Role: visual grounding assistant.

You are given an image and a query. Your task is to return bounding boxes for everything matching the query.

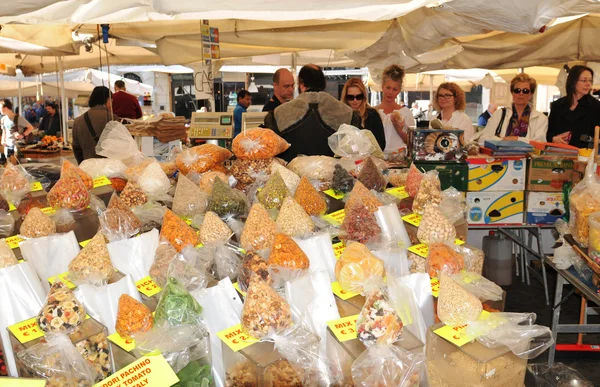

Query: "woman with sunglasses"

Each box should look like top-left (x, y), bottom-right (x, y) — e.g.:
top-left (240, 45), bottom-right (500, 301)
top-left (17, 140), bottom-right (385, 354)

top-left (340, 78), bottom-right (386, 150)
top-left (478, 74), bottom-right (547, 143)
top-left (547, 65), bottom-right (600, 147)
top-left (375, 65), bottom-right (415, 153)
top-left (431, 82), bottom-right (475, 140)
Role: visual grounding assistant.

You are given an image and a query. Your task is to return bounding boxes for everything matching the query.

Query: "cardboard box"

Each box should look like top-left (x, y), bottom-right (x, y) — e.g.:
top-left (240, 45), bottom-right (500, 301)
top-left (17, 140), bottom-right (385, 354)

top-left (467, 157), bottom-right (526, 191)
top-left (526, 192), bottom-right (565, 225)
top-left (572, 160), bottom-right (587, 186)
top-left (527, 156), bottom-right (575, 191)
top-left (413, 162), bottom-right (468, 191)
top-left (466, 191), bottom-right (524, 225)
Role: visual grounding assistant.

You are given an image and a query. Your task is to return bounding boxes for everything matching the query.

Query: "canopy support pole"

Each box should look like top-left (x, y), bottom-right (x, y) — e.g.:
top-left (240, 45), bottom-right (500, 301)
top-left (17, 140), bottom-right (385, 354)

top-left (429, 74), bottom-right (434, 118)
top-left (17, 82), bottom-right (22, 116)
top-left (58, 56), bottom-right (68, 144)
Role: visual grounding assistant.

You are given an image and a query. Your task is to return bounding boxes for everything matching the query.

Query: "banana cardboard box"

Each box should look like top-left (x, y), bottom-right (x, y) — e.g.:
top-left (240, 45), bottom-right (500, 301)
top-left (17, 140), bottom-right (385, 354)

top-left (467, 157), bottom-right (526, 191)
top-left (466, 191), bottom-right (525, 225)
top-left (526, 192), bottom-right (565, 224)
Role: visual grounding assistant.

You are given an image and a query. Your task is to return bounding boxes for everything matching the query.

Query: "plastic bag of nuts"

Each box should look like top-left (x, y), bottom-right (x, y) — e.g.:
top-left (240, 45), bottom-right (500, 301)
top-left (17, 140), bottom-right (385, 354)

top-left (47, 169), bottom-right (91, 212)
top-left (175, 144), bottom-right (232, 175)
top-left (257, 171), bottom-right (290, 210)
top-left (240, 203), bottom-right (277, 252)
top-left (0, 238), bottom-right (18, 268)
top-left (199, 211), bottom-right (233, 245)
top-left (268, 233), bottom-right (310, 270)
top-left (160, 209), bottom-right (200, 252)
top-left (0, 163), bottom-right (31, 207)
top-left (417, 204), bottom-right (456, 245)
top-left (232, 128), bottom-right (290, 159)
top-left (68, 232), bottom-right (115, 285)
top-left (437, 272), bottom-right (483, 327)
top-left (119, 180), bottom-right (148, 208)
top-left (61, 159), bottom-right (93, 191)
top-left (115, 294), bottom-right (153, 339)
top-left (276, 197), bottom-right (314, 237)
top-left (149, 240), bottom-right (179, 287)
top-left (99, 194), bottom-right (142, 241)
top-left (239, 251), bottom-right (271, 292)
top-left (20, 207), bottom-right (56, 238)
top-left (230, 158), bottom-right (273, 188)
top-left (172, 174), bottom-right (208, 218)
top-left (412, 170), bottom-right (442, 215)
top-left (293, 176), bottom-right (327, 216)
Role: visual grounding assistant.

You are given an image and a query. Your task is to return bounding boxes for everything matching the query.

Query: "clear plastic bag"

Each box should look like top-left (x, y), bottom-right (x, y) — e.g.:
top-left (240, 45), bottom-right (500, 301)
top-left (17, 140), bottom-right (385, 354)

top-left (341, 196), bottom-right (382, 244)
top-left (207, 177), bottom-right (249, 219)
top-left (440, 187), bottom-right (467, 224)
top-left (374, 203), bottom-right (411, 248)
top-left (387, 274), bottom-right (430, 347)
top-left (37, 281), bottom-right (86, 334)
top-left (0, 238), bottom-right (17, 268)
top-left (107, 228), bottom-right (160, 283)
top-left (458, 243), bottom-right (485, 276)
top-left (199, 170), bottom-right (228, 194)
top-left (276, 196), bottom-right (314, 237)
top-left (351, 345), bottom-right (423, 387)
top-left (209, 242), bottom-right (244, 281)
top-left (328, 124), bottom-right (375, 159)
top-left (450, 271), bottom-right (503, 302)
top-left (0, 209), bottom-right (14, 237)
top-left (68, 232), bottom-right (115, 285)
top-left (345, 181), bottom-right (383, 214)
top-left (136, 160), bottom-right (172, 202)
top-left (131, 201), bottom-right (166, 229)
top-left (335, 242), bottom-right (385, 294)
top-left (172, 174), bottom-right (208, 218)
top-left (361, 129), bottom-right (385, 159)
top-left (47, 169), bottom-right (91, 212)
top-left (405, 164), bottom-right (424, 198)
top-left (331, 163), bottom-right (355, 195)
top-left (232, 128), bottom-right (290, 159)
top-left (569, 157), bottom-right (600, 246)
top-left (79, 158), bottom-right (127, 179)
top-left (16, 332), bottom-right (99, 385)
top-left (167, 246), bottom-right (211, 291)
top-left (240, 202), bottom-right (277, 252)
top-left (60, 158), bottom-right (93, 191)
top-left (412, 170), bottom-right (442, 214)
top-left (357, 156), bottom-right (387, 192)
top-left (149, 240), bottom-right (179, 288)
top-left (528, 363), bottom-right (593, 387)
top-left (51, 208), bottom-right (75, 231)
top-left (257, 171), bottom-right (290, 210)
top-left (293, 232), bottom-right (337, 282)
top-left (160, 209), bottom-right (200, 252)
top-left (119, 180), bottom-right (148, 207)
top-left (553, 245), bottom-right (593, 280)
top-left (100, 192), bottom-right (142, 241)
top-left (95, 121), bottom-right (143, 161)
top-left (198, 211), bottom-right (233, 245)
top-left (271, 161), bottom-right (301, 194)
top-left (437, 272), bottom-right (483, 327)
top-left (293, 176), bottom-right (327, 216)
top-left (466, 312), bottom-right (554, 359)
top-left (268, 233), bottom-right (310, 271)
top-left (426, 242), bottom-right (465, 278)
top-left (175, 144), bottom-right (232, 175)
top-left (115, 293), bottom-right (153, 339)
top-left (0, 163), bottom-right (31, 207)
top-left (417, 203), bottom-right (456, 245)
top-left (357, 287), bottom-right (403, 346)
top-left (287, 155), bottom-right (338, 191)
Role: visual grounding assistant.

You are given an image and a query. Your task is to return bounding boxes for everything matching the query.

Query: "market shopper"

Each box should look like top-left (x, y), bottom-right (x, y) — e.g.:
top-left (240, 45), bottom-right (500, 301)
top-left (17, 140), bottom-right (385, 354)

top-left (478, 74), bottom-right (548, 144)
top-left (0, 99), bottom-right (34, 164)
top-left (38, 102), bottom-right (61, 136)
top-left (375, 65), bottom-right (415, 153)
top-left (264, 64), bottom-right (360, 161)
top-left (478, 103), bottom-right (498, 127)
top-left (340, 78), bottom-right (386, 150)
top-left (72, 86), bottom-right (116, 164)
top-left (547, 65), bottom-right (600, 147)
top-left (431, 82), bottom-right (475, 141)
top-left (262, 68), bottom-right (295, 112)
top-left (233, 90), bottom-right (252, 137)
top-left (112, 80), bottom-right (142, 120)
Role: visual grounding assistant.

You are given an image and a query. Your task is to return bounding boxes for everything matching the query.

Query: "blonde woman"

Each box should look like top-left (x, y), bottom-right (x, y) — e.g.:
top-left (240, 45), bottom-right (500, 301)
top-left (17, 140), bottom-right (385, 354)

top-left (341, 78), bottom-right (385, 150)
top-left (375, 65), bottom-right (415, 153)
top-left (431, 82), bottom-right (475, 141)
top-left (479, 74), bottom-right (547, 144)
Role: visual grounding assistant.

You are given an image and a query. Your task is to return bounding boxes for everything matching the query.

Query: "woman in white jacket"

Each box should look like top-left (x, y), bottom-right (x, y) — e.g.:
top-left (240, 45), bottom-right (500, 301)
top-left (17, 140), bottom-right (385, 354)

top-left (478, 73), bottom-right (548, 144)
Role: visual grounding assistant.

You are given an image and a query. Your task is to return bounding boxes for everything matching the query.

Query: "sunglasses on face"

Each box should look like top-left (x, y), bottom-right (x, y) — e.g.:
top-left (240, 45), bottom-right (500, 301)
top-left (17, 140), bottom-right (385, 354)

top-left (346, 94), bottom-right (364, 101)
top-left (512, 88), bottom-right (531, 94)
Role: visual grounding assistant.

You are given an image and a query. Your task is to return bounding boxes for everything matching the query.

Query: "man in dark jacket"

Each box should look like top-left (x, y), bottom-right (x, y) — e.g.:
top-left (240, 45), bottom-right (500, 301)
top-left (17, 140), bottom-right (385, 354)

top-left (263, 64), bottom-right (360, 161)
top-left (39, 102), bottom-right (61, 136)
top-left (262, 68), bottom-right (295, 112)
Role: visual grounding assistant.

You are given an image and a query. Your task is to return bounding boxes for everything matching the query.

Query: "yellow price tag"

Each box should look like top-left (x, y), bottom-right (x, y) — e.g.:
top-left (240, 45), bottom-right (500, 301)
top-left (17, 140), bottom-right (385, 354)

top-left (93, 176), bottom-right (112, 189)
top-left (408, 244), bottom-right (429, 258)
top-left (40, 206), bottom-right (56, 216)
top-left (232, 282), bottom-right (246, 298)
top-left (135, 276), bottom-right (162, 298)
top-left (93, 354), bottom-right (179, 387)
top-left (433, 311), bottom-right (492, 347)
top-left (323, 189), bottom-right (345, 200)
top-left (217, 323), bottom-right (259, 352)
top-left (181, 217), bottom-right (192, 226)
top-left (385, 186), bottom-right (409, 200)
top-left (430, 277), bottom-right (440, 297)
top-left (79, 239), bottom-right (91, 248)
top-left (402, 213), bottom-right (422, 227)
top-left (30, 182), bottom-right (43, 192)
top-left (5, 235), bottom-right (23, 249)
top-left (332, 242), bottom-right (346, 260)
top-left (8, 317), bottom-right (44, 344)
top-left (0, 378), bottom-right (46, 386)
top-left (8, 202), bottom-right (16, 211)
top-left (108, 332), bottom-right (136, 352)
top-left (321, 209), bottom-right (346, 226)
top-left (331, 281), bottom-right (359, 300)
top-left (327, 314), bottom-right (359, 342)
top-left (48, 272), bottom-right (76, 290)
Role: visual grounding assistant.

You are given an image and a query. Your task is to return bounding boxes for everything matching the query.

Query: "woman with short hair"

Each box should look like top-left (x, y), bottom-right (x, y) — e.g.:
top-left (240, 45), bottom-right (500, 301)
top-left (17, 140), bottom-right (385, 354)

top-left (72, 86), bottom-right (115, 163)
top-left (478, 74), bottom-right (548, 143)
top-left (431, 82), bottom-right (475, 141)
top-left (1, 99), bottom-right (34, 164)
top-left (341, 78), bottom-right (385, 150)
top-left (547, 65), bottom-right (600, 147)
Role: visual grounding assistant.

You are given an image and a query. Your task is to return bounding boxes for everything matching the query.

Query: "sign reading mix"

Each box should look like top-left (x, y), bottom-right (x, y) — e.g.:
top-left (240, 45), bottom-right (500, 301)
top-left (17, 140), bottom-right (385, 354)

top-left (94, 354), bottom-right (179, 387)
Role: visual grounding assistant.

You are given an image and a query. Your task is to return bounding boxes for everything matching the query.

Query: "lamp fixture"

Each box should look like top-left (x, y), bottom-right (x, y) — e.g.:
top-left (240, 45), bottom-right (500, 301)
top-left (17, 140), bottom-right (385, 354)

top-left (176, 86), bottom-right (185, 95)
top-left (248, 76), bottom-right (258, 93)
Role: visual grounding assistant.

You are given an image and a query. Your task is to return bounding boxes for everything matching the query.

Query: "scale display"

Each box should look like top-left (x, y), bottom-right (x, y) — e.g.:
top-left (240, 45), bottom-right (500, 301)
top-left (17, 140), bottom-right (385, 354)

top-left (189, 112), bottom-right (234, 139)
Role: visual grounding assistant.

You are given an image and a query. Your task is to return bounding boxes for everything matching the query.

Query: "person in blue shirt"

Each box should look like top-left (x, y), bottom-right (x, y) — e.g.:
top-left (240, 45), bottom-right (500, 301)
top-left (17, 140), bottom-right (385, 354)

top-left (233, 89), bottom-right (252, 137)
top-left (478, 103), bottom-right (497, 127)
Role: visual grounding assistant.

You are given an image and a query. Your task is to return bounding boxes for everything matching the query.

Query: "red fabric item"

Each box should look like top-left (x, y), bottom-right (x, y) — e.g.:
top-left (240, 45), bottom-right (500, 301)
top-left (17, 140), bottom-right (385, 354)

top-left (112, 91), bottom-right (143, 119)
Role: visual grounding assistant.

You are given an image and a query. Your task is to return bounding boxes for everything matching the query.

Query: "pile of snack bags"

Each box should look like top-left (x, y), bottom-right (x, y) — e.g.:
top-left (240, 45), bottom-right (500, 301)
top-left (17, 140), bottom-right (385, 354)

top-left (0, 123), bottom-right (562, 386)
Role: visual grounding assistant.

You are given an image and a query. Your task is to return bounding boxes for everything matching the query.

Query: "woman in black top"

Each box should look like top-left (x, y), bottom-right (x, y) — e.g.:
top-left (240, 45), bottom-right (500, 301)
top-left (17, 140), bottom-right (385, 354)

top-left (547, 65), bottom-right (600, 148)
top-left (341, 78), bottom-right (386, 150)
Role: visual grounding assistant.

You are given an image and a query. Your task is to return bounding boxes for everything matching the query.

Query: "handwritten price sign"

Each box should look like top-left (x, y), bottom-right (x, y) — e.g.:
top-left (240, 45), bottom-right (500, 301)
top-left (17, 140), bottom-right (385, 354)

top-left (5, 235), bottom-right (23, 249)
top-left (434, 311), bottom-right (492, 347)
top-left (30, 182), bottom-right (43, 192)
top-left (430, 277), bottom-right (440, 297)
top-left (93, 176), bottom-right (112, 189)
top-left (331, 281), bottom-right (359, 300)
top-left (322, 209), bottom-right (346, 226)
top-left (8, 317), bottom-right (44, 344)
top-left (327, 314), bottom-right (359, 342)
top-left (323, 189), bottom-right (345, 200)
top-left (402, 213), bottom-right (422, 227)
top-left (217, 324), bottom-right (259, 352)
top-left (108, 332), bottom-right (136, 352)
top-left (332, 242), bottom-right (346, 260)
top-left (135, 276), bottom-right (162, 298)
top-left (385, 186), bottom-right (409, 200)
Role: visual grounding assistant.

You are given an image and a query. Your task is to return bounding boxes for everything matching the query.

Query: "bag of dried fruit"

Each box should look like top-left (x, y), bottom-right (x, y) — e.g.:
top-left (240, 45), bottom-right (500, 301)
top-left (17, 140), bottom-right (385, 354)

top-left (412, 170), bottom-right (442, 214)
top-left (0, 163), bottom-right (32, 207)
top-left (160, 209), bottom-right (200, 252)
top-left (341, 195), bottom-right (382, 244)
top-left (207, 177), bottom-right (249, 219)
top-left (176, 143), bottom-right (232, 175)
top-left (37, 281), bottom-right (87, 334)
top-left (437, 272), bottom-right (483, 327)
top-left (351, 345), bottom-right (424, 387)
top-left (570, 156), bottom-right (600, 246)
top-left (426, 242), bottom-right (465, 278)
top-left (232, 128), bottom-right (290, 159)
top-left (331, 164), bottom-right (356, 195)
top-left (47, 169), bottom-right (91, 212)
top-left (293, 176), bottom-right (328, 217)
top-left (335, 242), bottom-right (385, 294)
top-left (99, 193), bottom-right (142, 241)
top-left (405, 164), bottom-right (424, 198)
top-left (417, 203), bottom-right (456, 245)
top-left (68, 232), bottom-right (115, 285)
top-left (17, 332), bottom-right (100, 385)
top-left (357, 156), bottom-right (387, 192)
top-left (357, 284), bottom-right (404, 346)
top-left (115, 294), bottom-right (153, 339)
top-left (60, 158), bottom-right (93, 191)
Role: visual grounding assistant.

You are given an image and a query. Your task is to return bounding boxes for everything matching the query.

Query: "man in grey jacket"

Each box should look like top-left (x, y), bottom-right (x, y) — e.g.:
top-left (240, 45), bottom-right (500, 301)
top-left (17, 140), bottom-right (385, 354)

top-left (72, 86), bottom-right (116, 164)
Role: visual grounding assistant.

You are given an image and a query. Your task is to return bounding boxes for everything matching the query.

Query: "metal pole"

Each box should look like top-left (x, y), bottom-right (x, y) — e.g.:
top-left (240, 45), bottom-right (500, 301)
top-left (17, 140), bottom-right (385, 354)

top-left (429, 74), bottom-right (434, 118)
top-left (57, 57), bottom-right (68, 144)
top-left (17, 81), bottom-right (22, 115)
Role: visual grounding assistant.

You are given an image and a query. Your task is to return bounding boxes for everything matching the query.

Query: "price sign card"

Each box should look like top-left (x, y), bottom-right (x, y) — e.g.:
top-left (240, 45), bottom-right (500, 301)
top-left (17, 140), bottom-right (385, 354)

top-left (402, 213), bottom-right (422, 227)
top-left (331, 281), bottom-right (359, 300)
top-left (93, 354), bottom-right (179, 387)
top-left (332, 241), bottom-right (346, 260)
top-left (323, 189), bottom-right (344, 200)
top-left (136, 276), bottom-right (162, 298)
top-left (93, 176), bottom-right (112, 189)
top-left (217, 324), bottom-right (259, 352)
top-left (327, 314), bottom-right (359, 342)
top-left (322, 209), bottom-right (346, 226)
top-left (385, 186), bottom-right (409, 200)
top-left (433, 311), bottom-right (492, 347)
top-left (108, 332), bottom-right (137, 352)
